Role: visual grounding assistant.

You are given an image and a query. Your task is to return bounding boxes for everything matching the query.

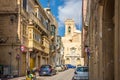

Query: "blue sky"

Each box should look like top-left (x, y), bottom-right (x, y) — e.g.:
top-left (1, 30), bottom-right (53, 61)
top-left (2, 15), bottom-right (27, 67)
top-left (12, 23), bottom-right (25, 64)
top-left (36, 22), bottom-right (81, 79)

top-left (39, 0), bottom-right (82, 36)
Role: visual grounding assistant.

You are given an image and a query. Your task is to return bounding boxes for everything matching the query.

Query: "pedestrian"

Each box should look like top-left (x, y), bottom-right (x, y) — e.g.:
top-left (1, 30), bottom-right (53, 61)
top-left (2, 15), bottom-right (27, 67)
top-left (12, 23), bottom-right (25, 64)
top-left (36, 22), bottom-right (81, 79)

top-left (26, 70), bottom-right (34, 80)
top-left (31, 68), bottom-right (37, 80)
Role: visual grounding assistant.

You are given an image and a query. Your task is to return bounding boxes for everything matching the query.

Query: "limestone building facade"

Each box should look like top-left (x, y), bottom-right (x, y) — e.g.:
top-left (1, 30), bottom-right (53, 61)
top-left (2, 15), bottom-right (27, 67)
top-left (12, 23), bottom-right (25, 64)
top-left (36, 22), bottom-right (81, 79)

top-left (44, 8), bottom-right (58, 67)
top-left (82, 0), bottom-right (120, 80)
top-left (62, 19), bottom-right (84, 66)
top-left (0, 0), bottom-right (58, 77)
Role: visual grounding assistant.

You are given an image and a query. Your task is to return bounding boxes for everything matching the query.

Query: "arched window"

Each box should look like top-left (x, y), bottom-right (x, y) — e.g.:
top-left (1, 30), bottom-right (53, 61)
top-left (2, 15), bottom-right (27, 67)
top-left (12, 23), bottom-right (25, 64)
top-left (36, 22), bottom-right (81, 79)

top-left (68, 26), bottom-right (71, 33)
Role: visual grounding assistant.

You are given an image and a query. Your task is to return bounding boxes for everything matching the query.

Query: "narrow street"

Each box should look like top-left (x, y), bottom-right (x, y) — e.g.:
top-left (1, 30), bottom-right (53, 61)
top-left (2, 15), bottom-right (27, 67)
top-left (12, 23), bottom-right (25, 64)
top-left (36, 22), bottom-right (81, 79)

top-left (7, 69), bottom-right (75, 80)
top-left (1, 0), bottom-right (119, 80)
top-left (39, 69), bottom-right (75, 80)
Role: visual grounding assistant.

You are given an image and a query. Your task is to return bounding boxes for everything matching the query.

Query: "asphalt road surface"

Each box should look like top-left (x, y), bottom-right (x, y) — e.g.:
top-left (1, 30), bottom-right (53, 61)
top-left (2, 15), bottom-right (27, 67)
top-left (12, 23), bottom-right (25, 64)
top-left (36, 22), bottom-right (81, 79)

top-left (39, 69), bottom-right (75, 80)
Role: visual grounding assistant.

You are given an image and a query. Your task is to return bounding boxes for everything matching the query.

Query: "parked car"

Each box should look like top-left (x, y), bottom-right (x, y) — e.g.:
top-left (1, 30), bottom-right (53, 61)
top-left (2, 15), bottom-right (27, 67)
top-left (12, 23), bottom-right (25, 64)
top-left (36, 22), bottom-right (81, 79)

top-left (55, 65), bottom-right (63, 72)
top-left (61, 65), bottom-right (66, 71)
top-left (39, 64), bottom-right (56, 76)
top-left (72, 66), bottom-right (88, 80)
top-left (63, 64), bottom-right (68, 70)
top-left (66, 64), bottom-right (76, 69)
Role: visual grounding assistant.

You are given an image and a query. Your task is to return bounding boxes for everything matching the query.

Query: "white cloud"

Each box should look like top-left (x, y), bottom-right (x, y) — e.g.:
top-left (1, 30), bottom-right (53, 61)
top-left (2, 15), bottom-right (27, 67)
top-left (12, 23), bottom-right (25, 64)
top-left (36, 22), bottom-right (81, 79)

top-left (58, 0), bottom-right (82, 29)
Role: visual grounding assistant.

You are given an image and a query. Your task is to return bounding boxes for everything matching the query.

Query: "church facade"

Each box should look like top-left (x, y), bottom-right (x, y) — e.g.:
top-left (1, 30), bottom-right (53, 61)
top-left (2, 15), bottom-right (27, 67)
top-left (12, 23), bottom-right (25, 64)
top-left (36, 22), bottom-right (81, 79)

top-left (62, 19), bottom-right (84, 66)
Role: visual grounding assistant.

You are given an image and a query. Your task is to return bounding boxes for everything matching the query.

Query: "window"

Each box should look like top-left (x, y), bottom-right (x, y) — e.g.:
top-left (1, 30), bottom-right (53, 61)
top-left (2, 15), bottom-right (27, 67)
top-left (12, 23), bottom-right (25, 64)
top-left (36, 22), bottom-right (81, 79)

top-left (23, 24), bottom-right (27, 36)
top-left (33, 31), bottom-right (41, 42)
top-left (38, 11), bottom-right (43, 21)
top-left (68, 26), bottom-right (71, 33)
top-left (23, 0), bottom-right (27, 10)
top-left (76, 67), bottom-right (88, 72)
top-left (51, 25), bottom-right (55, 36)
top-left (70, 47), bottom-right (76, 54)
top-left (66, 58), bottom-right (69, 60)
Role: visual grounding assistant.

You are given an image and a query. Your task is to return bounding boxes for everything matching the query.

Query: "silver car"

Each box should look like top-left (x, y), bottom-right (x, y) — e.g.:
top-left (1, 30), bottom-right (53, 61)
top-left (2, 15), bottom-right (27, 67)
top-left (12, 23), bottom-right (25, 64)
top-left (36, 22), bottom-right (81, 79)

top-left (73, 66), bottom-right (88, 80)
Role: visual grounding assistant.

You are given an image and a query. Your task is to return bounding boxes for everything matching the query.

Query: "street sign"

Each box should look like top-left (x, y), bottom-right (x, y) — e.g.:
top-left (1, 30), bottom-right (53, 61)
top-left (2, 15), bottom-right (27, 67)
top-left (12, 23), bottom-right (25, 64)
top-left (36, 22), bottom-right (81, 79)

top-left (20, 45), bottom-right (25, 52)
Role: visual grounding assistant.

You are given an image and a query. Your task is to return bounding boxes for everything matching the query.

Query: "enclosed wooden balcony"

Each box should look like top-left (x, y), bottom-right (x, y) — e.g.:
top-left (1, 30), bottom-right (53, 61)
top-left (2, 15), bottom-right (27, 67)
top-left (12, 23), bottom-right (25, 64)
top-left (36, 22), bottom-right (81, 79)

top-left (50, 45), bottom-right (55, 53)
top-left (28, 26), bottom-right (42, 51)
top-left (41, 36), bottom-right (50, 54)
top-left (28, 39), bottom-right (41, 51)
top-left (29, 13), bottom-right (49, 35)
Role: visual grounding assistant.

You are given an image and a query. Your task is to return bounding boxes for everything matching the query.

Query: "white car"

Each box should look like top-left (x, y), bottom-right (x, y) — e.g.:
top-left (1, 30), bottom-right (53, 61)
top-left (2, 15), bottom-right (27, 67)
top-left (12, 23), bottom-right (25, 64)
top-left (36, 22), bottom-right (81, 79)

top-left (73, 66), bottom-right (88, 80)
top-left (55, 65), bottom-right (63, 72)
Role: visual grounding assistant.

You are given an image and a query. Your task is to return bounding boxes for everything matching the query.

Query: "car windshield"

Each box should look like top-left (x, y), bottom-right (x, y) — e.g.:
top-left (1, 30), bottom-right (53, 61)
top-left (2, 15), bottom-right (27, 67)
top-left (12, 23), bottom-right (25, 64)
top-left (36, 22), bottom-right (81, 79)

top-left (76, 67), bottom-right (88, 72)
top-left (56, 65), bottom-right (60, 67)
top-left (41, 65), bottom-right (51, 68)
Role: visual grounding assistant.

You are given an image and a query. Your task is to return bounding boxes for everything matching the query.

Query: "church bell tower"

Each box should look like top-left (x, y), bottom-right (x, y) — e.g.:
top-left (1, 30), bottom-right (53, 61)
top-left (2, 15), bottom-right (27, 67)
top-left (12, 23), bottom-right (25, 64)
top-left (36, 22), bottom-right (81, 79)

top-left (65, 19), bottom-right (76, 37)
